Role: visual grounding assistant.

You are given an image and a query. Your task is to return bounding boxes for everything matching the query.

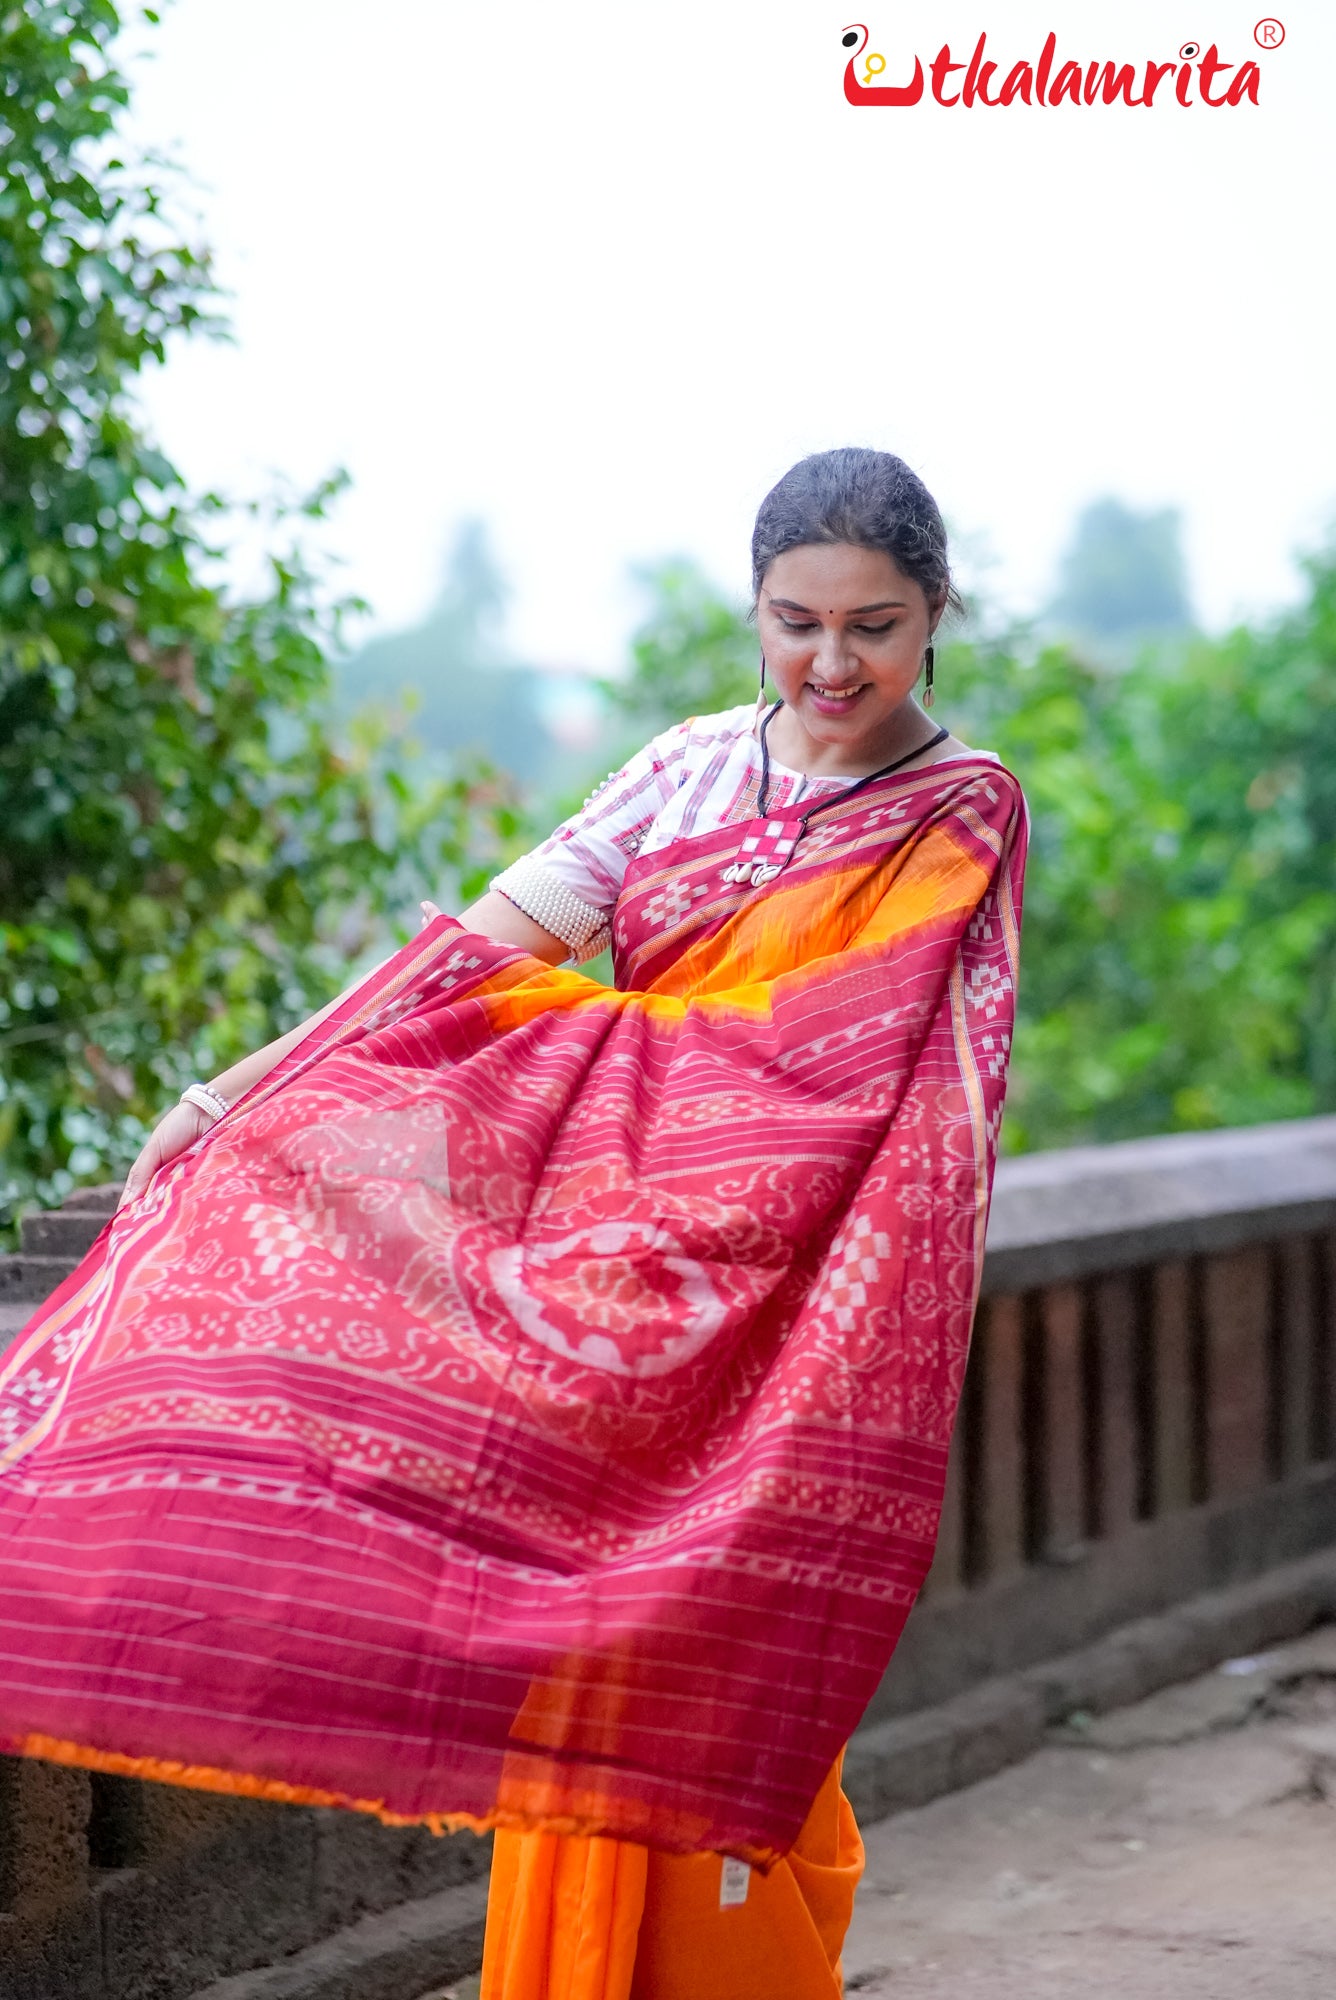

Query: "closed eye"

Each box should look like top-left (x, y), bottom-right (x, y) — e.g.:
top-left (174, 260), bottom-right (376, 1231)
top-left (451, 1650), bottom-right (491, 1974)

top-left (775, 615), bottom-right (899, 636)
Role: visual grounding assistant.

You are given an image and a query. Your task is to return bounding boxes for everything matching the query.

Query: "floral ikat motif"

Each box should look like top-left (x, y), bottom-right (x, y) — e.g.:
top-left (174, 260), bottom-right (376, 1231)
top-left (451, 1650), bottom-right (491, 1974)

top-left (0, 755), bottom-right (1025, 1864)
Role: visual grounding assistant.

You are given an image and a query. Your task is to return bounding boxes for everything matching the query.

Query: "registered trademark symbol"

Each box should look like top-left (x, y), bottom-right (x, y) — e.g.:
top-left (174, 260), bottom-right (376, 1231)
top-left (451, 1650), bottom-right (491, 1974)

top-left (1254, 16), bottom-right (1285, 46)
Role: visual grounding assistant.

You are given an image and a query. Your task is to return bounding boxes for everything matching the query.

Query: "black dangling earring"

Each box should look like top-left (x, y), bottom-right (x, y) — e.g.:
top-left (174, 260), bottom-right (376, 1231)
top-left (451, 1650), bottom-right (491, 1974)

top-left (922, 643), bottom-right (936, 710)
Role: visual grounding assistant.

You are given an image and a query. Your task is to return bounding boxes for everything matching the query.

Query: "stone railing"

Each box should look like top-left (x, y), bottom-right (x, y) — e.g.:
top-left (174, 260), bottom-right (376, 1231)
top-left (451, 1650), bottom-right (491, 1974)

top-left (873, 1115), bottom-right (1336, 1723)
top-left (3, 1116), bottom-right (1336, 1997)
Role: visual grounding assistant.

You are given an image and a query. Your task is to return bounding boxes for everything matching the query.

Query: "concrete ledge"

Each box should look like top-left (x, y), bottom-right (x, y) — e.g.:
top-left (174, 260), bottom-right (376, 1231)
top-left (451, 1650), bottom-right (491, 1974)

top-left (1023, 1548), bottom-right (1336, 1722)
top-left (845, 1680), bottom-right (1047, 1824)
top-left (845, 1544), bottom-right (1336, 1828)
top-left (983, 1114), bottom-right (1336, 1291)
top-left (185, 1875), bottom-right (489, 2000)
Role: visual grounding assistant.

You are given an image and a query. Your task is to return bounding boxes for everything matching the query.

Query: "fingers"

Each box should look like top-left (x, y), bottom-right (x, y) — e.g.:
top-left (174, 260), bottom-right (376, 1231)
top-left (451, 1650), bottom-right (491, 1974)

top-left (116, 1103), bottom-right (209, 1211)
top-left (420, 900), bottom-right (442, 930)
top-left (118, 1153), bottom-right (152, 1209)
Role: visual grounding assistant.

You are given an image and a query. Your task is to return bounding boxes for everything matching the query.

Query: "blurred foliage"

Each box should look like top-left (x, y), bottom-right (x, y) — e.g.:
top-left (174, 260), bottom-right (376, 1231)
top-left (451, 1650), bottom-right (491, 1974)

top-left (0, 0), bottom-right (518, 1231)
top-left (1048, 497), bottom-right (1193, 643)
top-left (602, 558), bottom-right (759, 733)
top-left (613, 554), bottom-right (1336, 1151)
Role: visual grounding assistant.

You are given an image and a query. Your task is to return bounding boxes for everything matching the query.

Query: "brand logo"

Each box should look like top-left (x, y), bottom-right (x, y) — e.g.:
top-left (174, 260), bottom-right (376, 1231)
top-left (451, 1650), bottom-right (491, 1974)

top-left (840, 21), bottom-right (1277, 108)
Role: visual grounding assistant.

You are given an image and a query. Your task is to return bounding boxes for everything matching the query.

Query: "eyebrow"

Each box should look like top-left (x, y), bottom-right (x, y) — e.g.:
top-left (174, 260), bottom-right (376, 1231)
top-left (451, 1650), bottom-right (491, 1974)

top-left (767, 597), bottom-right (910, 614)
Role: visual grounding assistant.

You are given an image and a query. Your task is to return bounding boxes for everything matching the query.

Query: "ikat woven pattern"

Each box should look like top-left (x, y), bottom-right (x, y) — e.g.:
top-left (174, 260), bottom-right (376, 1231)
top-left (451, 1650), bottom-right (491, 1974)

top-left (0, 758), bottom-right (1025, 1861)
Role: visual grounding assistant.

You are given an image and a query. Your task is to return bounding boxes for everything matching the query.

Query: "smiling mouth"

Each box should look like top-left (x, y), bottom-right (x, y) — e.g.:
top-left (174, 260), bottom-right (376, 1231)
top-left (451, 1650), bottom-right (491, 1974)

top-left (807, 682), bottom-right (865, 704)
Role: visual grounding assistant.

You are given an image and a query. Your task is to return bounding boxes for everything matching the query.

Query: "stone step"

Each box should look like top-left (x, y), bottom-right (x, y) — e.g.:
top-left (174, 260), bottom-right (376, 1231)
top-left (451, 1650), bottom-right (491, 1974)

top-left (2, 1185), bottom-right (123, 1349)
top-left (20, 1206), bottom-right (114, 1259)
top-left (1, 1299), bottom-right (37, 1352)
top-left (0, 1261), bottom-right (77, 1352)
top-left (63, 1180), bottom-right (124, 1212)
top-left (0, 1253), bottom-right (80, 1305)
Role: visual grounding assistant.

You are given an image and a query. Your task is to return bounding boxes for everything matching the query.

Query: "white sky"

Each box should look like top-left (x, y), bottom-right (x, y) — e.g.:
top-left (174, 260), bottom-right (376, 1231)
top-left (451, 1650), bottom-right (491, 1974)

top-left (126, 1), bottom-right (1335, 671)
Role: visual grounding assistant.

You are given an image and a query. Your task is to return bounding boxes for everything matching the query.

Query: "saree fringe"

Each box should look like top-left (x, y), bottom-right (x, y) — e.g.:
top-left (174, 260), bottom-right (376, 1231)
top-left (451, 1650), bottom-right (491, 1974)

top-left (14, 1733), bottom-right (742, 1848)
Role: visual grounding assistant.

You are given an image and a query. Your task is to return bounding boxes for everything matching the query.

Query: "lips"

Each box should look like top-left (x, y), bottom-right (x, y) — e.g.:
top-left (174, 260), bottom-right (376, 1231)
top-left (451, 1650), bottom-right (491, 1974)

top-left (806, 682), bottom-right (866, 716)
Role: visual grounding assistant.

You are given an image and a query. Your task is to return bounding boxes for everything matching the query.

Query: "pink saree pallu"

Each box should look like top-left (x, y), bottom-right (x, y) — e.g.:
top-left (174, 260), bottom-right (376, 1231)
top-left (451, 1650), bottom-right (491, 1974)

top-left (0, 758), bottom-right (1025, 1863)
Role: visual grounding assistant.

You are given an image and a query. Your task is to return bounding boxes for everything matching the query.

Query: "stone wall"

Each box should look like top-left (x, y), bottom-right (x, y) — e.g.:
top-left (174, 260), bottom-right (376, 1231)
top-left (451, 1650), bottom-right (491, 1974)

top-left (2, 1116), bottom-right (1335, 1996)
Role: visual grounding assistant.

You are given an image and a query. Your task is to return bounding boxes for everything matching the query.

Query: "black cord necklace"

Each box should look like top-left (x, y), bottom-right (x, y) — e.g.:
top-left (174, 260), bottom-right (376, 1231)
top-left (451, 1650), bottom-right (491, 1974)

top-left (756, 700), bottom-right (950, 825)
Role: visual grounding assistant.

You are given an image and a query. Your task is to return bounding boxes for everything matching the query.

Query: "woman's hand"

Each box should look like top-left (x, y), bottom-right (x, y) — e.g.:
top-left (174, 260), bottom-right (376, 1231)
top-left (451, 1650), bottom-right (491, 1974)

top-left (112, 902), bottom-right (450, 1214)
top-left (118, 1101), bottom-right (215, 1211)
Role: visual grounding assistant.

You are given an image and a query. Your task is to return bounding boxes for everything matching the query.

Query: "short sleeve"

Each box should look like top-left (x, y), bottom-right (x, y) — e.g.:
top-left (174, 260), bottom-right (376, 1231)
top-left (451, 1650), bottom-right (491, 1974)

top-left (490, 719), bottom-right (695, 961)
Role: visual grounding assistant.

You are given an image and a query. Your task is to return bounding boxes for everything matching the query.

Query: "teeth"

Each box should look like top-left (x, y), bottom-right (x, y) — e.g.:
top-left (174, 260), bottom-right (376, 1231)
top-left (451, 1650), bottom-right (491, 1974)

top-left (811, 685), bottom-right (859, 700)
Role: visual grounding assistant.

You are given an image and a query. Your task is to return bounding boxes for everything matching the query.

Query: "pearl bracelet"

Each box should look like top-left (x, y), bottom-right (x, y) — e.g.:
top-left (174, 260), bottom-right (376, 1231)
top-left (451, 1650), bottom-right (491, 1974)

top-left (179, 1082), bottom-right (230, 1124)
top-left (489, 859), bottom-right (611, 962)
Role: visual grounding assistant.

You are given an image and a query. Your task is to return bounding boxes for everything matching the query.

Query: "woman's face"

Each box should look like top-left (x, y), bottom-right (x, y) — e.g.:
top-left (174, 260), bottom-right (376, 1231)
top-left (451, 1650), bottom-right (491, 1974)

top-left (756, 543), bottom-right (938, 757)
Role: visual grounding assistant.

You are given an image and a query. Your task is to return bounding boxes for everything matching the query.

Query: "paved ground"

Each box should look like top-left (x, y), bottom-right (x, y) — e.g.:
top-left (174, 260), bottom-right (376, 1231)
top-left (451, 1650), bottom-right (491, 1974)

top-left (423, 1628), bottom-right (1336, 1999)
top-left (842, 1626), bottom-right (1336, 1997)
top-left (425, 1970), bottom-right (482, 1997)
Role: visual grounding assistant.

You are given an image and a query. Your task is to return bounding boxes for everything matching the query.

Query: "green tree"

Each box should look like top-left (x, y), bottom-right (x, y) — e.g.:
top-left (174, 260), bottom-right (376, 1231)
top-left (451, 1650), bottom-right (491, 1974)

top-left (0, 1), bottom-right (516, 1233)
top-left (605, 558), bottom-right (758, 734)
top-left (946, 559), bottom-right (1336, 1145)
top-left (337, 519), bottom-right (558, 786)
top-left (1048, 497), bottom-right (1194, 642)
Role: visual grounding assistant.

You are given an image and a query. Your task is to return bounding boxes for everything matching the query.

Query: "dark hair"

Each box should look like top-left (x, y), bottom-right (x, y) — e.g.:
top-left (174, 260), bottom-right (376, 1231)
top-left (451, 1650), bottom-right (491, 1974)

top-left (751, 447), bottom-right (963, 619)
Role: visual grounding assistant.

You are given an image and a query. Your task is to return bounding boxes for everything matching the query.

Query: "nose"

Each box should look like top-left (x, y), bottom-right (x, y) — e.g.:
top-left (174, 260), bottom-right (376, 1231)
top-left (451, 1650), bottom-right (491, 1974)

top-left (810, 626), bottom-right (858, 684)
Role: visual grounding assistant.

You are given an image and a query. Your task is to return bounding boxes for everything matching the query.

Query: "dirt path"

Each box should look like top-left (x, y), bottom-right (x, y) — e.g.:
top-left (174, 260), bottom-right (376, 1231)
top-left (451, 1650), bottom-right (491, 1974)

top-left (842, 1627), bottom-right (1336, 1997)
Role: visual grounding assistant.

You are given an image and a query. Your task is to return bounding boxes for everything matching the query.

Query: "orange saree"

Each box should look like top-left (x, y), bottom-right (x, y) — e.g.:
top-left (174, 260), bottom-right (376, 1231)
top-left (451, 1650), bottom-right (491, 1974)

top-left (483, 1755), bottom-right (863, 2000)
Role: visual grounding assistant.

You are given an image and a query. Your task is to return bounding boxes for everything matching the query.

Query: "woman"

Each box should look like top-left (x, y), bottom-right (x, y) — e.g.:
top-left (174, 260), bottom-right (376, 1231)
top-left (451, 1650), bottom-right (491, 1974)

top-left (0, 449), bottom-right (1025, 1998)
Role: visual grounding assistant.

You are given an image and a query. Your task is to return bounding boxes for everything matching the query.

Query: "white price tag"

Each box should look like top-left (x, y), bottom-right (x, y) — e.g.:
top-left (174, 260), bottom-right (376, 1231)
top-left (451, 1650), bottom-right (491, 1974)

top-left (719, 1856), bottom-right (751, 1908)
